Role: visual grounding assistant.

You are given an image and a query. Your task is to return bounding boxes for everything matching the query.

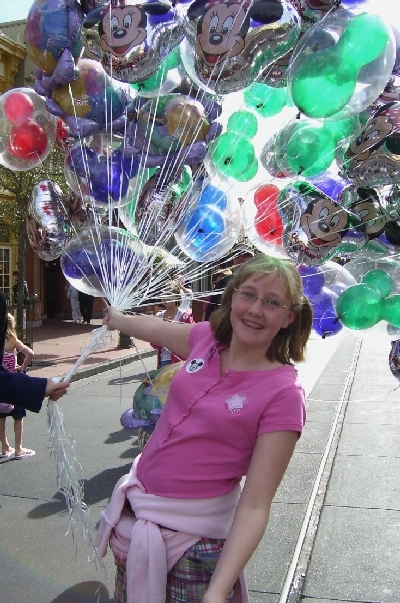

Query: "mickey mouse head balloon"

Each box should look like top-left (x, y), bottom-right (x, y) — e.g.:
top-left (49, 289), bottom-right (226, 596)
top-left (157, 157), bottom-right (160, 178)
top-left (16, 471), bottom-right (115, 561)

top-left (339, 102), bottom-right (400, 187)
top-left (278, 181), bottom-right (361, 266)
top-left (183, 0), bottom-right (301, 94)
top-left (82, 0), bottom-right (185, 83)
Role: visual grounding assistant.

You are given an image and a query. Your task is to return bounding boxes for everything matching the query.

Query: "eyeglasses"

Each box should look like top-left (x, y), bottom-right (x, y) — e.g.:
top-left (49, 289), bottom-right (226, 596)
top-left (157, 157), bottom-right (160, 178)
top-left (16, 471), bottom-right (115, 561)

top-left (234, 288), bottom-right (289, 312)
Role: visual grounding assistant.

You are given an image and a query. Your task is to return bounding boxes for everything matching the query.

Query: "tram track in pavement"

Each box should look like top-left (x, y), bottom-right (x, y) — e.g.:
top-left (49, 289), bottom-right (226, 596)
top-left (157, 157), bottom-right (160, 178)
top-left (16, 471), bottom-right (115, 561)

top-left (279, 338), bottom-right (363, 603)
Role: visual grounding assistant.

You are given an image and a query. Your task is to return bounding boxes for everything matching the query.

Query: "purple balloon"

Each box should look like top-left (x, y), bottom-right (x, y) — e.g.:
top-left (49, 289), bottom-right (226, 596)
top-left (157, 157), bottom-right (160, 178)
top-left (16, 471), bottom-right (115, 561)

top-left (311, 287), bottom-right (343, 338)
top-left (298, 264), bottom-right (325, 297)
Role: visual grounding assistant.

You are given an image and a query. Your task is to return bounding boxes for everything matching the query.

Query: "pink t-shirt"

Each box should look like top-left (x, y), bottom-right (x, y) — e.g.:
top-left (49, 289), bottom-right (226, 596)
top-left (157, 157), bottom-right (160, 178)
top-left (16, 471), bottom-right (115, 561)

top-left (137, 322), bottom-right (306, 498)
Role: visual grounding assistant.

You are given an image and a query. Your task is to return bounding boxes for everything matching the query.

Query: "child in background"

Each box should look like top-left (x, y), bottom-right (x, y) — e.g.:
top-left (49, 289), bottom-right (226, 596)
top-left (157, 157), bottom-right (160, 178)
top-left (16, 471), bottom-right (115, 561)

top-left (0, 314), bottom-right (35, 459)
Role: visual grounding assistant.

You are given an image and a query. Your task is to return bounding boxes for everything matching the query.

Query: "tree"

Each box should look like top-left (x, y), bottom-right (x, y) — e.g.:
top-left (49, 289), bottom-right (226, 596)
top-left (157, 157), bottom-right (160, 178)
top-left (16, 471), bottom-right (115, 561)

top-left (0, 147), bottom-right (67, 337)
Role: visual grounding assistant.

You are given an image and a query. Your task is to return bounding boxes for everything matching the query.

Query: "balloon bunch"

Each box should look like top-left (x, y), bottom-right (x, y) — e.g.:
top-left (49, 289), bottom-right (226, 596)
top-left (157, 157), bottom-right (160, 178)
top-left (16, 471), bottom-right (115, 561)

top-left (1, 0), bottom-right (399, 344)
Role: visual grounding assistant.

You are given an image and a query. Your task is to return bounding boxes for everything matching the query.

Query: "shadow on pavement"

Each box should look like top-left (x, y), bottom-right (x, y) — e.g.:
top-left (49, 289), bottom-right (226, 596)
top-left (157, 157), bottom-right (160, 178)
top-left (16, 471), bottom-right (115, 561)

top-left (49, 581), bottom-right (112, 603)
top-left (104, 429), bottom-right (133, 444)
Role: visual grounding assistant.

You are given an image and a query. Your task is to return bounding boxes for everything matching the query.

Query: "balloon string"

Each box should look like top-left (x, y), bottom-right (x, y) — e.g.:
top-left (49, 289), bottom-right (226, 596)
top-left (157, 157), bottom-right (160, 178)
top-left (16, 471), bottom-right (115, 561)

top-left (46, 324), bottom-right (113, 565)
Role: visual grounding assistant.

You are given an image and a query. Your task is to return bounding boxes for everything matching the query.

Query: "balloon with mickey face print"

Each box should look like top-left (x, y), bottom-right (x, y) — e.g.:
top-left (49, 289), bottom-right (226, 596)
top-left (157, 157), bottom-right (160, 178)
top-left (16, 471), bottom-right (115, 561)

top-left (339, 102), bottom-right (400, 187)
top-left (278, 181), bottom-right (361, 266)
top-left (183, 0), bottom-right (301, 94)
top-left (82, 0), bottom-right (186, 83)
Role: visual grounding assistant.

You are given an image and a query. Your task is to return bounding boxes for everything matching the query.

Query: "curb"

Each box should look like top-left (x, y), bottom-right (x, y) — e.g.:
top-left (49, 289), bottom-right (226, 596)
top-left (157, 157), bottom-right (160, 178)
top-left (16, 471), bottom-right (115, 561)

top-left (28, 348), bottom-right (157, 383)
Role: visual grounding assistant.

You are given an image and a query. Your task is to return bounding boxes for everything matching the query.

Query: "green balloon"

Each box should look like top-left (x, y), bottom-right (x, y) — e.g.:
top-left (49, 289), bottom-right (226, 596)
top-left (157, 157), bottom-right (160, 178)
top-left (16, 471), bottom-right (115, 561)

top-left (340, 13), bottom-right (390, 69)
top-left (278, 122), bottom-right (335, 177)
top-left (234, 159), bottom-right (258, 182)
top-left (361, 270), bottom-right (393, 298)
top-left (381, 295), bottom-right (400, 327)
top-left (166, 46), bottom-right (180, 70)
top-left (336, 283), bottom-right (381, 330)
top-left (130, 62), bottom-right (168, 93)
top-left (323, 116), bottom-right (358, 142)
top-left (290, 13), bottom-right (390, 119)
top-left (228, 110), bottom-right (258, 139)
top-left (244, 83), bottom-right (287, 118)
top-left (170, 165), bottom-right (192, 198)
top-left (210, 132), bottom-right (255, 179)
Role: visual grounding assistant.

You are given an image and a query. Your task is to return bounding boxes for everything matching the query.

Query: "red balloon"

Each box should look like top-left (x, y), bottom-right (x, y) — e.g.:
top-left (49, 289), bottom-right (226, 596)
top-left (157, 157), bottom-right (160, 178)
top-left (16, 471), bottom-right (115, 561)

top-left (8, 119), bottom-right (48, 160)
top-left (4, 92), bottom-right (34, 125)
top-left (254, 184), bottom-right (280, 209)
top-left (254, 185), bottom-right (283, 242)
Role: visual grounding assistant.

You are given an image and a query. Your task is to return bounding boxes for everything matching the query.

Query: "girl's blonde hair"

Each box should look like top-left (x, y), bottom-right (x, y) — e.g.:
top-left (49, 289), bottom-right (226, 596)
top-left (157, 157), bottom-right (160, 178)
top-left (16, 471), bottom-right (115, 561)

top-left (209, 255), bottom-right (313, 364)
top-left (6, 313), bottom-right (17, 341)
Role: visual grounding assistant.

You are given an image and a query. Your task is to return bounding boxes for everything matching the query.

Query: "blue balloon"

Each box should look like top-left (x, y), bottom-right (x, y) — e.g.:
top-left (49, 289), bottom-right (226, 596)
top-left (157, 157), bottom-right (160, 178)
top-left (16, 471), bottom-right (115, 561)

top-left (310, 176), bottom-right (348, 203)
top-left (62, 248), bottom-right (97, 278)
top-left (183, 204), bottom-right (225, 254)
top-left (66, 146), bottom-right (139, 204)
top-left (197, 184), bottom-right (228, 211)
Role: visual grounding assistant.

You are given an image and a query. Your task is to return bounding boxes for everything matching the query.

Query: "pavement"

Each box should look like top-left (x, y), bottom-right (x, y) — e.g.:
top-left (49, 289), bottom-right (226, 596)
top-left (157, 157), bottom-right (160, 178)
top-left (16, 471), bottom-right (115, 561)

top-left (25, 317), bottom-right (155, 381)
top-left (1, 318), bottom-right (399, 603)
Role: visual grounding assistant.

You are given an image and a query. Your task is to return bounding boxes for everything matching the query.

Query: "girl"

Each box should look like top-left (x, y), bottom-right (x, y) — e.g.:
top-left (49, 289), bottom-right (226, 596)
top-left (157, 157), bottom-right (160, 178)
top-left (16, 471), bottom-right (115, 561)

top-left (99, 255), bottom-right (313, 603)
top-left (0, 313), bottom-right (35, 459)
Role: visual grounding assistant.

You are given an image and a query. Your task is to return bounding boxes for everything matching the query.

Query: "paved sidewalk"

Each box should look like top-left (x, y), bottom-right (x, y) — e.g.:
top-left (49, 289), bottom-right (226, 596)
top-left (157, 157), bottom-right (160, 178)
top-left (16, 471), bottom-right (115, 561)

top-left (27, 318), bottom-right (155, 381)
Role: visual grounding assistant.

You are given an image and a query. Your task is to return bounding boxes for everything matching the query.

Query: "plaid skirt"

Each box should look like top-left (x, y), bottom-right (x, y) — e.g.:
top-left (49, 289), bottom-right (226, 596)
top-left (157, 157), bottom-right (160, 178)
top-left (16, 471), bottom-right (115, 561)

top-left (113, 537), bottom-right (234, 603)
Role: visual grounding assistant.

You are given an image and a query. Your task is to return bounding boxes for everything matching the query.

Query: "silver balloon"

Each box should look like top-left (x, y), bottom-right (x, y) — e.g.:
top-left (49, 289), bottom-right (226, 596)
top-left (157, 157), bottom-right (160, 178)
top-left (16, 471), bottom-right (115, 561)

top-left (389, 339), bottom-right (400, 381)
top-left (182, 0), bottom-right (301, 94)
top-left (27, 181), bottom-right (71, 261)
top-left (82, 0), bottom-right (185, 83)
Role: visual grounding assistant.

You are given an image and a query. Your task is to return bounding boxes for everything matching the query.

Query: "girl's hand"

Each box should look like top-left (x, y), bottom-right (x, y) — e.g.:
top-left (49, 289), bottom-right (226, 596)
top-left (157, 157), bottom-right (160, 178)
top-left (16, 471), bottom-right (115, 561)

top-left (102, 306), bottom-right (123, 331)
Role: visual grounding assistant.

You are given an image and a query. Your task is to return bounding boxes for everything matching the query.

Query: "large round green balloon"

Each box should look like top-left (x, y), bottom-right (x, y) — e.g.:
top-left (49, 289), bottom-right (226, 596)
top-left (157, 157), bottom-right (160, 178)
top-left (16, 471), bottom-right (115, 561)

top-left (336, 283), bottom-right (381, 330)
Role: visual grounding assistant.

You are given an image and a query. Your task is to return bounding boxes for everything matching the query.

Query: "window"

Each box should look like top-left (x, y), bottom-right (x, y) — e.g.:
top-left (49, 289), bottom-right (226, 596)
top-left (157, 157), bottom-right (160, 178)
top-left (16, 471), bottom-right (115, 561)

top-left (0, 246), bottom-right (12, 302)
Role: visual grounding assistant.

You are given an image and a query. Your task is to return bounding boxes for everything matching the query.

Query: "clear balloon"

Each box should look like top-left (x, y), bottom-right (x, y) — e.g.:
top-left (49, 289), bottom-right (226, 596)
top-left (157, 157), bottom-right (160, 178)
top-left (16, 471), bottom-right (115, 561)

top-left (134, 166), bottom-right (192, 245)
top-left (27, 181), bottom-right (71, 261)
top-left (288, 10), bottom-right (396, 119)
top-left (362, 269), bottom-right (393, 298)
top-left (274, 120), bottom-right (336, 177)
top-left (175, 177), bottom-right (242, 262)
top-left (241, 184), bottom-right (289, 257)
top-left (129, 46), bottom-right (185, 98)
top-left (0, 88), bottom-right (57, 171)
top-left (335, 283), bottom-right (382, 330)
top-left (128, 94), bottom-right (220, 167)
top-left (61, 225), bottom-right (147, 305)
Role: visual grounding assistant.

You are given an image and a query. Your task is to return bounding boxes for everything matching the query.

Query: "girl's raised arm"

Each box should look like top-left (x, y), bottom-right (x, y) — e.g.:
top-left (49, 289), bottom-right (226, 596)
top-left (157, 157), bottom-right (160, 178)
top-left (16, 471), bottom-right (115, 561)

top-left (103, 306), bottom-right (195, 361)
